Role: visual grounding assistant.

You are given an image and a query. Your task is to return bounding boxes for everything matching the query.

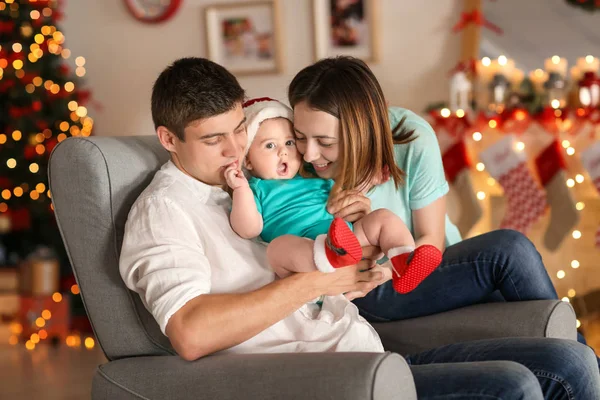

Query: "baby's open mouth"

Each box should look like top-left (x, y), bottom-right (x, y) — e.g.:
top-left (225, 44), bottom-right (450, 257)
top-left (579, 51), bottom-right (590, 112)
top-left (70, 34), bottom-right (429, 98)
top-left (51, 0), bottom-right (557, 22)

top-left (277, 162), bottom-right (288, 176)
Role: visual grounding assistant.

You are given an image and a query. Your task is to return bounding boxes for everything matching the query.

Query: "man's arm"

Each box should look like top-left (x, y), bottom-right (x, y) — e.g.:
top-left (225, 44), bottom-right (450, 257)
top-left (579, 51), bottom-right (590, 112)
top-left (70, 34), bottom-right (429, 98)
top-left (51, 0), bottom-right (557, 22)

top-left (167, 262), bottom-right (381, 361)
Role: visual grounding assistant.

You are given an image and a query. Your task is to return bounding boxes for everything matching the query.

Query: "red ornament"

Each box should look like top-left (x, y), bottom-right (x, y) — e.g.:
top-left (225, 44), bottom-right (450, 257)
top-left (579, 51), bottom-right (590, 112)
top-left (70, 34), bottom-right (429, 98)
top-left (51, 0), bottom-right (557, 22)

top-left (24, 145), bottom-right (37, 160)
top-left (10, 208), bottom-right (31, 232)
top-left (46, 138), bottom-right (58, 154)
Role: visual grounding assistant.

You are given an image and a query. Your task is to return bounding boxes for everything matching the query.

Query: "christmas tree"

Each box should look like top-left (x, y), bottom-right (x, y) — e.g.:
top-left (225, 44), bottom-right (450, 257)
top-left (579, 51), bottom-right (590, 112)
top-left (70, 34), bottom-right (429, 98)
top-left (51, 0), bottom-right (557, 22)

top-left (0, 0), bottom-right (93, 269)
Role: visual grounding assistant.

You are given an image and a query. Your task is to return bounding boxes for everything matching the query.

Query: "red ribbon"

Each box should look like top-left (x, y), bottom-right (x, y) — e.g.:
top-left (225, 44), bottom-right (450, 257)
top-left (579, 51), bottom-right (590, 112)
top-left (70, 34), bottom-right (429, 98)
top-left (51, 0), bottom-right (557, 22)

top-left (453, 10), bottom-right (503, 35)
top-left (442, 140), bottom-right (472, 183)
top-left (535, 140), bottom-right (566, 187)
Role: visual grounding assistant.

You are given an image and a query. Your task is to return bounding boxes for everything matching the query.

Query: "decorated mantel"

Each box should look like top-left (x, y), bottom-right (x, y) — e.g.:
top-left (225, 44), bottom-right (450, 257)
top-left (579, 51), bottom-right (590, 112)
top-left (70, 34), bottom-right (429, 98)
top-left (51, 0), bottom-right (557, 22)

top-left (429, 0), bottom-right (600, 328)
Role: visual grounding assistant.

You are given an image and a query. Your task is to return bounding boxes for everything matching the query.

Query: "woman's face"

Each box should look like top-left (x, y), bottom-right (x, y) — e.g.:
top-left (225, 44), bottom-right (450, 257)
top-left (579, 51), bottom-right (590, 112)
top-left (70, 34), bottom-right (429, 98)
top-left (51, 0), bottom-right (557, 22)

top-left (292, 101), bottom-right (341, 180)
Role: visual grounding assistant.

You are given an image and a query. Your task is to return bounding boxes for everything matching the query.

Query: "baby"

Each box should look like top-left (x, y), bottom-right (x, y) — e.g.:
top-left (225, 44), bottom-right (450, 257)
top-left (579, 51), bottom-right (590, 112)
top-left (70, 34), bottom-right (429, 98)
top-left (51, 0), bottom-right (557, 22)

top-left (225, 97), bottom-right (442, 293)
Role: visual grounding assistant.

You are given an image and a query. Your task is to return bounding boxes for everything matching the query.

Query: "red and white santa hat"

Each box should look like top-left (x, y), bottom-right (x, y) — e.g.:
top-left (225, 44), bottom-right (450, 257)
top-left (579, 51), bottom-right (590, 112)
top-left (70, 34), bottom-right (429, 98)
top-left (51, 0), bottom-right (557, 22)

top-left (243, 97), bottom-right (293, 153)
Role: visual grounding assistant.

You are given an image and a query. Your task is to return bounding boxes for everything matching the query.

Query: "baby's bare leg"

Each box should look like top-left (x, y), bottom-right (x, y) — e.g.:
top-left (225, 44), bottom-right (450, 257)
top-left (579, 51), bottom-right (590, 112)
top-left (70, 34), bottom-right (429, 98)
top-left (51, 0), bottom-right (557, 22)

top-left (353, 209), bottom-right (415, 254)
top-left (267, 235), bottom-right (316, 279)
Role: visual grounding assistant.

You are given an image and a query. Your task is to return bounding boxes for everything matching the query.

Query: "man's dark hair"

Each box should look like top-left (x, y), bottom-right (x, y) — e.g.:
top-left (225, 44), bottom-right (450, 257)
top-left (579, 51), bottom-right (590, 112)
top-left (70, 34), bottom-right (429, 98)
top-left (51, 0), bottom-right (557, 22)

top-left (151, 57), bottom-right (245, 141)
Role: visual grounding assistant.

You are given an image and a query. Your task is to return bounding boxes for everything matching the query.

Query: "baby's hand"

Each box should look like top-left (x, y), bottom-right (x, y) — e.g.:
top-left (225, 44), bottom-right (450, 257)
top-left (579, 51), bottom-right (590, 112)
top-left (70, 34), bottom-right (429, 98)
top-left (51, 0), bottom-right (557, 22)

top-left (225, 166), bottom-right (249, 190)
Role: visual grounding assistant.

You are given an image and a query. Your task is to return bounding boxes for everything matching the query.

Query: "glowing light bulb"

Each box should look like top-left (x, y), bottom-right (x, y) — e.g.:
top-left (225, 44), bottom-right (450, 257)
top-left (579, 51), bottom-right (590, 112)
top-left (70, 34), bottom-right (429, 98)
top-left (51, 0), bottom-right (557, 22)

top-left (472, 131), bottom-right (482, 141)
top-left (571, 260), bottom-right (580, 269)
top-left (557, 270), bottom-right (566, 279)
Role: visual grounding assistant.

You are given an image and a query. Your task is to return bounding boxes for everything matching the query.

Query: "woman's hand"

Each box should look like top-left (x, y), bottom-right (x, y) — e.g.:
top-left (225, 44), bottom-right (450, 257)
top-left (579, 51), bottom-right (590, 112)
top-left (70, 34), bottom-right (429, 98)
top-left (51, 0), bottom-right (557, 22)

top-left (327, 190), bottom-right (372, 223)
top-left (343, 246), bottom-right (388, 301)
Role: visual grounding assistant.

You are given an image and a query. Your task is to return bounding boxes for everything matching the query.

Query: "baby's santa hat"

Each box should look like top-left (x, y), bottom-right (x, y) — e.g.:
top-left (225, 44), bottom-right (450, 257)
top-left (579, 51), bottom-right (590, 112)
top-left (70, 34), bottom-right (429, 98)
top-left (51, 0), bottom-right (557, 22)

top-left (243, 97), bottom-right (293, 153)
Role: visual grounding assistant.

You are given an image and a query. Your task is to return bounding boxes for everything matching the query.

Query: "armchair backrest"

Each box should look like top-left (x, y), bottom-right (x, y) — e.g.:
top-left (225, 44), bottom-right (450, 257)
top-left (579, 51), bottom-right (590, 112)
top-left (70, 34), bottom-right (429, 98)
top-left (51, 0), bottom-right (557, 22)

top-left (49, 136), bottom-right (175, 360)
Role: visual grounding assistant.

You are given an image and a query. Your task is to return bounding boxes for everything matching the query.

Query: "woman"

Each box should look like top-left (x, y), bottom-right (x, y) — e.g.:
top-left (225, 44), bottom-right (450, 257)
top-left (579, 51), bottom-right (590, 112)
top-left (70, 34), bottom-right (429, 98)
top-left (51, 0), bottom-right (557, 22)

top-left (288, 56), bottom-right (599, 398)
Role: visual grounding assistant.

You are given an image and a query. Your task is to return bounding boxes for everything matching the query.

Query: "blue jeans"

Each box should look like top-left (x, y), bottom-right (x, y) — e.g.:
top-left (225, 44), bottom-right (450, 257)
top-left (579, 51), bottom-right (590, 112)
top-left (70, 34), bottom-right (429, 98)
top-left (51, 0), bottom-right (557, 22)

top-left (353, 229), bottom-right (600, 398)
top-left (407, 338), bottom-right (599, 399)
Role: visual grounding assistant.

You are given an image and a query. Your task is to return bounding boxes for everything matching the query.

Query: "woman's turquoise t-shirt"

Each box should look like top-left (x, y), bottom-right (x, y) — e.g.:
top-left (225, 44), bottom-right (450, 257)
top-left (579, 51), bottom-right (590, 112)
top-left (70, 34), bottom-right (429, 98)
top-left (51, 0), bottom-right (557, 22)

top-left (367, 107), bottom-right (462, 247)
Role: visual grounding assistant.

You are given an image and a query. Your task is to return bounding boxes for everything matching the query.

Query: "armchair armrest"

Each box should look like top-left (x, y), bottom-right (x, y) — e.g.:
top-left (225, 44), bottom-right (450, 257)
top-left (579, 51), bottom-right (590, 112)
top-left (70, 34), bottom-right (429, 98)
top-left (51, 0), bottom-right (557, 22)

top-left (93, 352), bottom-right (416, 400)
top-left (372, 300), bottom-right (576, 355)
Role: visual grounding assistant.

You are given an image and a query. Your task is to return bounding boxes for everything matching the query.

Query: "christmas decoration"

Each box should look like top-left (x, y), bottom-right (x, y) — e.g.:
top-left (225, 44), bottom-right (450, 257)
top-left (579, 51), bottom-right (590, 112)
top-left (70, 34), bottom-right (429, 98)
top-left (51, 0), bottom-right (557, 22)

top-left (0, 0), bottom-right (94, 268)
top-left (581, 142), bottom-right (600, 248)
top-left (535, 140), bottom-right (580, 250)
top-left (479, 135), bottom-right (548, 234)
top-left (565, 0), bottom-right (600, 12)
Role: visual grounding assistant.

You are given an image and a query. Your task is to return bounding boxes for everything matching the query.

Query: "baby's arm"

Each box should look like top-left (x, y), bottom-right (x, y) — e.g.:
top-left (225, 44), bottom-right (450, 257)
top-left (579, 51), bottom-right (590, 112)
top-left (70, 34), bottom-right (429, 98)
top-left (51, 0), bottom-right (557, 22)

top-left (225, 166), bottom-right (263, 239)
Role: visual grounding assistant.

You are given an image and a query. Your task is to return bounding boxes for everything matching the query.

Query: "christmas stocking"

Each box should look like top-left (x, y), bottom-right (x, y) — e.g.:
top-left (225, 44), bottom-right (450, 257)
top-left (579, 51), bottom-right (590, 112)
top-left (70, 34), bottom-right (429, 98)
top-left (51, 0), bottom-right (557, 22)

top-left (442, 139), bottom-right (482, 236)
top-left (581, 142), bottom-right (600, 248)
top-left (480, 135), bottom-right (547, 234)
top-left (535, 140), bottom-right (580, 251)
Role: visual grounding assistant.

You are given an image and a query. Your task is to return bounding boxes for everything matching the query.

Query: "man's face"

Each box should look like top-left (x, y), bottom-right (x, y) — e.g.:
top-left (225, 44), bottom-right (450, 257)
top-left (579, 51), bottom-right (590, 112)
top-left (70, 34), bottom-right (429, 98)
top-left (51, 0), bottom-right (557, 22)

top-left (170, 103), bottom-right (248, 187)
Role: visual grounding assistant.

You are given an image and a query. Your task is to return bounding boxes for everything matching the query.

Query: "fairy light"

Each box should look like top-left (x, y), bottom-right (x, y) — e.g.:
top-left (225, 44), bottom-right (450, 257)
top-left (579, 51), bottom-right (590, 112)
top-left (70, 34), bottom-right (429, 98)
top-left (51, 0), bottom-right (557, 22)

top-left (562, 140), bottom-right (570, 148)
top-left (568, 289), bottom-right (576, 298)
top-left (456, 109), bottom-right (465, 118)
top-left (34, 34), bottom-right (44, 44)
top-left (498, 55), bottom-right (507, 66)
top-left (516, 141), bottom-right (525, 151)
top-left (71, 284), bottom-right (80, 295)
top-left (482, 57), bottom-right (491, 66)
top-left (2, 190), bottom-right (11, 200)
top-left (575, 174), bottom-right (584, 183)
top-left (572, 230), bottom-right (582, 239)
top-left (477, 191), bottom-right (486, 200)
top-left (472, 131), bottom-right (482, 141)
top-left (52, 292), bottom-right (62, 302)
top-left (488, 120), bottom-right (497, 129)
top-left (571, 260), bottom-right (580, 269)
top-left (557, 270), bottom-right (566, 279)
top-left (30, 191), bottom-right (39, 200)
top-left (65, 82), bottom-right (75, 92)
top-left (57, 133), bottom-right (67, 142)
top-left (75, 67), bottom-right (86, 77)
top-left (29, 163), bottom-right (39, 173)
top-left (12, 59), bottom-right (23, 70)
top-left (9, 336), bottom-right (18, 345)
top-left (59, 121), bottom-right (69, 131)
top-left (41, 309), bottom-right (51, 319)
top-left (586, 55), bottom-right (595, 64)
top-left (0, 135), bottom-right (6, 144)
top-left (566, 147), bottom-right (575, 156)
top-left (30, 333), bottom-right (40, 344)
top-left (39, 330), bottom-right (48, 340)
top-left (552, 55), bottom-right (561, 64)
top-left (35, 317), bottom-right (45, 328)
top-left (36, 183), bottom-right (46, 193)
top-left (566, 179), bottom-right (575, 188)
top-left (476, 162), bottom-right (485, 171)
top-left (25, 340), bottom-right (35, 351)
top-left (577, 320), bottom-right (582, 328)
top-left (440, 108), bottom-right (451, 118)
top-left (487, 177), bottom-right (496, 186)
top-left (7, 159), bottom-right (16, 169)
top-left (551, 99), bottom-right (561, 109)
top-left (12, 130), bottom-right (22, 141)
top-left (13, 187), bottom-right (23, 197)
top-left (84, 337), bottom-right (95, 350)
top-left (576, 202), bottom-right (585, 211)
top-left (562, 297), bottom-right (570, 303)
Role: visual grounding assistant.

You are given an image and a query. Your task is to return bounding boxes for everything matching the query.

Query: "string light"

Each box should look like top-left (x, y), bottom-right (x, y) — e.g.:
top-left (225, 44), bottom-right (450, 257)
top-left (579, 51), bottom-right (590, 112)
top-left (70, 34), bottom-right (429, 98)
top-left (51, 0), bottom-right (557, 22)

top-left (566, 179), bottom-right (575, 188)
top-left (586, 55), bottom-right (595, 64)
top-left (472, 131), bottom-right (482, 141)
top-left (12, 130), bottom-right (22, 141)
top-left (7, 159), bottom-right (16, 169)
top-left (551, 99), bottom-right (561, 109)
top-left (562, 297), bottom-right (570, 303)
top-left (575, 174), bottom-right (584, 183)
top-left (30, 333), bottom-right (40, 344)
top-left (498, 55), bottom-right (507, 66)
top-left (65, 82), bottom-right (75, 92)
top-left (38, 330), bottom-right (48, 340)
top-left (71, 284), bottom-right (80, 295)
top-left (557, 270), bottom-right (566, 279)
top-left (1, 190), bottom-right (11, 200)
top-left (577, 320), bottom-right (582, 329)
top-left (456, 109), bottom-right (465, 118)
top-left (568, 289), bottom-right (577, 298)
top-left (84, 337), bottom-right (95, 349)
top-left (562, 140), bottom-right (571, 148)
top-left (566, 147), bottom-right (575, 156)
top-left (34, 34), bottom-right (44, 44)
top-left (477, 191), bottom-right (486, 200)
top-left (476, 162), bottom-right (485, 171)
top-left (13, 187), bottom-right (23, 197)
top-left (25, 340), bottom-right (35, 351)
top-left (9, 336), bottom-right (18, 345)
top-left (35, 317), bottom-right (45, 328)
top-left (52, 292), bottom-right (62, 302)
top-left (36, 183), bottom-right (46, 193)
top-left (571, 260), bottom-right (580, 269)
top-left (572, 230), bottom-right (582, 239)
top-left (76, 67), bottom-right (86, 77)
top-left (29, 163), bottom-right (40, 173)
top-left (516, 141), bottom-right (525, 151)
top-left (482, 57), bottom-right (491, 66)
top-left (552, 55), bottom-right (561, 64)
top-left (30, 191), bottom-right (39, 200)
top-left (12, 59), bottom-right (23, 70)
top-left (41, 309), bottom-right (51, 319)
top-left (576, 202), bottom-right (585, 211)
top-left (0, 135), bottom-right (6, 144)
top-left (488, 120), bottom-right (497, 129)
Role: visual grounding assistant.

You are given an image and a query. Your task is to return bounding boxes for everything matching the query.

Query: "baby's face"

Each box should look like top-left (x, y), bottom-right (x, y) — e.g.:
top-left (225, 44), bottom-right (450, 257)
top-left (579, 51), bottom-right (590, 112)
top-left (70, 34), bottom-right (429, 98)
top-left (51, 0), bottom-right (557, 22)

top-left (245, 118), bottom-right (301, 180)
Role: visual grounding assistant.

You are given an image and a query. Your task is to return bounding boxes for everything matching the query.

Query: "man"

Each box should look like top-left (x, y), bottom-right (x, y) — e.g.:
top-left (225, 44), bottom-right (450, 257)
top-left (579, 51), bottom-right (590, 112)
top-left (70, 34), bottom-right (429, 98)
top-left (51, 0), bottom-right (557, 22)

top-left (119, 57), bottom-right (599, 399)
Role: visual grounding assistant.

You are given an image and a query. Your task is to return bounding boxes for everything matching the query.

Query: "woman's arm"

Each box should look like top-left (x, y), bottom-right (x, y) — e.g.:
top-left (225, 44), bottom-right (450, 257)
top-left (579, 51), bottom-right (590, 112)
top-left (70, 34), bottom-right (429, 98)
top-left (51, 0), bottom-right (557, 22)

top-left (412, 196), bottom-right (446, 252)
top-left (226, 167), bottom-right (263, 238)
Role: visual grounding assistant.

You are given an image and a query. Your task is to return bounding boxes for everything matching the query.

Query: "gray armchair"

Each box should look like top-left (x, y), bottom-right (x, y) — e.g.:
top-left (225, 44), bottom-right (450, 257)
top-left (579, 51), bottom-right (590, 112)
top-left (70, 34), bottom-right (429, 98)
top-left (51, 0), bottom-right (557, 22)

top-left (48, 136), bottom-right (577, 400)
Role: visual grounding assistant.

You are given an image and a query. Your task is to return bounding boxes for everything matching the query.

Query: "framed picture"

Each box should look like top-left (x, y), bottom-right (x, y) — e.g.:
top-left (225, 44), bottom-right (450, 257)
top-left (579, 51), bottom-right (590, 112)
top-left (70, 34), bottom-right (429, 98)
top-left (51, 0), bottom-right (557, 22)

top-left (312, 0), bottom-right (380, 62)
top-left (204, 0), bottom-right (283, 75)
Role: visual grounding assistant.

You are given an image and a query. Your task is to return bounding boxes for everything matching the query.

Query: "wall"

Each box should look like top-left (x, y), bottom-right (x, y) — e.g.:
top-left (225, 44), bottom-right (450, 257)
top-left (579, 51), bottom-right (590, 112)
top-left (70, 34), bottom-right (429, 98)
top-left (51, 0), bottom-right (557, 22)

top-left (60, 0), bottom-right (462, 136)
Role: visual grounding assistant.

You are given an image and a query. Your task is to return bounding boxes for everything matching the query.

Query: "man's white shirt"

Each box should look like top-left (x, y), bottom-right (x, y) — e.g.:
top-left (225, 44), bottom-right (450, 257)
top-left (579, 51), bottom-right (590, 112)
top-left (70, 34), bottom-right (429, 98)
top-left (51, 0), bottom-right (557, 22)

top-left (119, 161), bottom-right (384, 354)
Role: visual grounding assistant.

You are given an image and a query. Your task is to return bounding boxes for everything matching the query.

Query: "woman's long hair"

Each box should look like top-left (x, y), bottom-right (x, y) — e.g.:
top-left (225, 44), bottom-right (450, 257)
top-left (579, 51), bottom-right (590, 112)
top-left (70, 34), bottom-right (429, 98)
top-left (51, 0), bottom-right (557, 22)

top-left (288, 56), bottom-right (415, 194)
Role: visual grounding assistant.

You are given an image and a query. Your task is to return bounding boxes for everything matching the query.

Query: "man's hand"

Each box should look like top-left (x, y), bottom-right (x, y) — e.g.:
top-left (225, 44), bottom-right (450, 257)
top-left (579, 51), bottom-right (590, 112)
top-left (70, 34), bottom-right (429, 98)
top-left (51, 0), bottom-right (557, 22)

top-left (225, 166), bottom-right (249, 190)
top-left (343, 245), bottom-right (388, 301)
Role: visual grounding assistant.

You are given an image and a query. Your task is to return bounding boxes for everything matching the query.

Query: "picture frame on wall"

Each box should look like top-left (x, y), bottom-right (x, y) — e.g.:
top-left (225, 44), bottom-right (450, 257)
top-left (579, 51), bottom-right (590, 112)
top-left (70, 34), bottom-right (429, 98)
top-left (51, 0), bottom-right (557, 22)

top-left (312, 0), bottom-right (380, 62)
top-left (204, 0), bottom-right (283, 75)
